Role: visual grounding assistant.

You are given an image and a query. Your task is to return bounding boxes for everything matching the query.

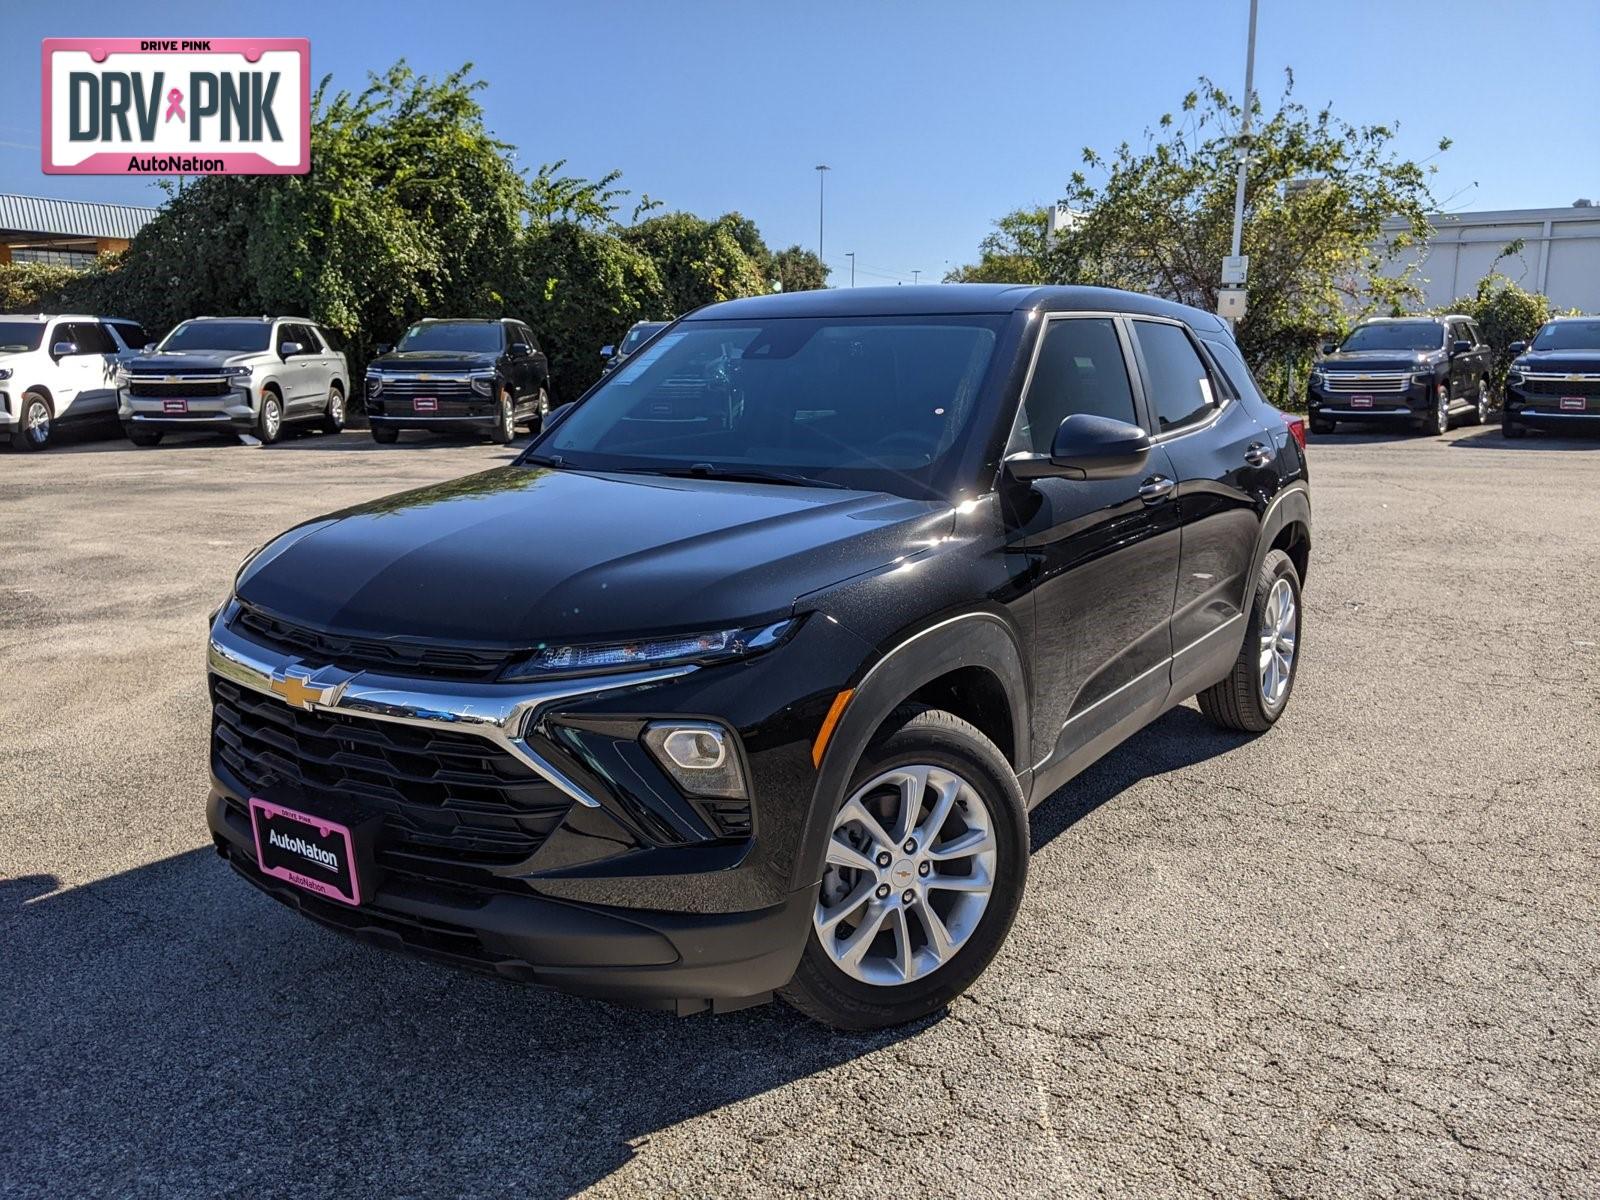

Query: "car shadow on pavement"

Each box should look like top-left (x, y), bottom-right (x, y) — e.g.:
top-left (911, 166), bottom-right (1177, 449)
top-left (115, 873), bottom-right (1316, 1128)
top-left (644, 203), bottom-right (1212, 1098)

top-left (1028, 705), bottom-right (1251, 853)
top-left (0, 846), bottom-right (920, 1198)
top-left (1447, 426), bottom-right (1600, 451)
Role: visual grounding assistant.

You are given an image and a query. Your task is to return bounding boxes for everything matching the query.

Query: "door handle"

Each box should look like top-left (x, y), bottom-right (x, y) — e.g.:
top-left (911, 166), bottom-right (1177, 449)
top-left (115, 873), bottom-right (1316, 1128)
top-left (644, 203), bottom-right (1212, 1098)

top-left (1244, 442), bottom-right (1273, 467)
top-left (1138, 475), bottom-right (1176, 503)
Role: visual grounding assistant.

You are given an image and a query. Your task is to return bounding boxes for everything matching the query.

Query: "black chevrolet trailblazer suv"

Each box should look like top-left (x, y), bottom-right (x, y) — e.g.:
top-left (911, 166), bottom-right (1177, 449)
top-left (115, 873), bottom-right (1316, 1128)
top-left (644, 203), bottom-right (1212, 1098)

top-left (1501, 316), bottom-right (1600, 439)
top-left (364, 318), bottom-right (552, 444)
top-left (1307, 315), bottom-right (1492, 436)
top-left (207, 285), bottom-right (1311, 1030)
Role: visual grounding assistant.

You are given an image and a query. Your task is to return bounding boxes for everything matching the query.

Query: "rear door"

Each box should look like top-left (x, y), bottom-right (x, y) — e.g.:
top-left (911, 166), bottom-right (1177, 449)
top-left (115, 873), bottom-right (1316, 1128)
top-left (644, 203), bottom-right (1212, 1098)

top-left (62, 322), bottom-right (120, 416)
top-left (1128, 317), bottom-right (1268, 693)
top-left (295, 324), bottom-right (333, 412)
top-left (1004, 313), bottom-right (1182, 768)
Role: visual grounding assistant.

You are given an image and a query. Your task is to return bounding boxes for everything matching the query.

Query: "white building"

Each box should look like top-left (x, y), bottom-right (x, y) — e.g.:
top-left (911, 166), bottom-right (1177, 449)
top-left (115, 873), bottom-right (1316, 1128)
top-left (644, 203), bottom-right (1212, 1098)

top-left (1380, 205), bottom-right (1600, 314)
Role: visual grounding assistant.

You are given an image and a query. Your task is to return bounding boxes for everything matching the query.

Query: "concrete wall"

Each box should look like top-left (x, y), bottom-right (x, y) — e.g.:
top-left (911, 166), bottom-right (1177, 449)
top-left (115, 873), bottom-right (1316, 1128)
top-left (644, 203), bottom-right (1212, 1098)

top-left (1381, 207), bottom-right (1600, 313)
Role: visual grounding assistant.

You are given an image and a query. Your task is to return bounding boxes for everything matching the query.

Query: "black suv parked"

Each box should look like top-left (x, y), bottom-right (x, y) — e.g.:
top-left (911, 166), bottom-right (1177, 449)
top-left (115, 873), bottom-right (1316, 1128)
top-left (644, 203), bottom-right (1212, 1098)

top-left (365, 318), bottom-right (551, 444)
top-left (1308, 315), bottom-right (1492, 435)
top-left (206, 285), bottom-right (1311, 1029)
top-left (600, 320), bottom-right (669, 375)
top-left (1502, 316), bottom-right (1600, 439)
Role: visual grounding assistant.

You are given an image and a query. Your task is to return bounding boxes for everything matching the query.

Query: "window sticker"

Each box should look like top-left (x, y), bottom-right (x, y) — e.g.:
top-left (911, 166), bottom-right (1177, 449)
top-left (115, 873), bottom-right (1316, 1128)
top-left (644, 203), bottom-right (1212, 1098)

top-left (609, 332), bottom-right (687, 385)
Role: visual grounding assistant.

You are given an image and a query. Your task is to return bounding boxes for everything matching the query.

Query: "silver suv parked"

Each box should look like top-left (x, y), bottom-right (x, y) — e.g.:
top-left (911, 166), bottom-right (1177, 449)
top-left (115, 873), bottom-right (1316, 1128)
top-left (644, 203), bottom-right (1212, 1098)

top-left (119, 317), bottom-right (349, 446)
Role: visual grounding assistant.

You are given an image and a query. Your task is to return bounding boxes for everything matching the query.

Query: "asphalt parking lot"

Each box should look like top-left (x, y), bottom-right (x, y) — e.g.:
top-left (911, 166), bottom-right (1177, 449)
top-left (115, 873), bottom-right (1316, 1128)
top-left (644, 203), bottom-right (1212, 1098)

top-left (2, 421), bottom-right (1598, 1198)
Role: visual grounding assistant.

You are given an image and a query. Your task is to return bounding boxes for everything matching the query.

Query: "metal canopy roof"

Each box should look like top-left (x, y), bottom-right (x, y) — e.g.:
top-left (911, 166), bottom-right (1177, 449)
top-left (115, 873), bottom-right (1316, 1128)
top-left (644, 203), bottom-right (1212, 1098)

top-left (0, 193), bottom-right (161, 241)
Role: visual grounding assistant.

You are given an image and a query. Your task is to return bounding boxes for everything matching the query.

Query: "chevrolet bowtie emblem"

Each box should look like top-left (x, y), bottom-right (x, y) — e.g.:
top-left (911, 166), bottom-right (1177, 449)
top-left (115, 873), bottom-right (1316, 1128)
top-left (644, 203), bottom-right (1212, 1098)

top-left (1568, 374), bottom-right (1584, 381)
top-left (269, 666), bottom-right (345, 711)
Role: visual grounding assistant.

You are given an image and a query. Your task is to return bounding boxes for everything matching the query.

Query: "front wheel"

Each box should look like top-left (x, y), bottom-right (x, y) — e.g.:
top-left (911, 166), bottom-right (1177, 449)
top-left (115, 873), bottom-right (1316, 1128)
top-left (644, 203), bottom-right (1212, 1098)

top-left (1197, 548), bottom-right (1302, 733)
top-left (1416, 384), bottom-right (1450, 436)
top-left (13, 392), bottom-right (53, 452)
top-left (489, 389), bottom-right (515, 445)
top-left (1309, 415), bottom-right (1335, 436)
top-left (1502, 413), bottom-right (1526, 439)
top-left (370, 425), bottom-right (400, 445)
top-left (255, 391), bottom-right (283, 445)
top-left (126, 428), bottom-right (163, 447)
top-left (780, 707), bottom-right (1027, 1031)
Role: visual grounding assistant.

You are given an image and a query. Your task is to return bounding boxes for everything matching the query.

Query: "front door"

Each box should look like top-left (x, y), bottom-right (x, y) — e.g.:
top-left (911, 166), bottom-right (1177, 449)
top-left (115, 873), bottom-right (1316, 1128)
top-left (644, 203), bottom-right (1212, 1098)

top-left (1004, 314), bottom-right (1182, 776)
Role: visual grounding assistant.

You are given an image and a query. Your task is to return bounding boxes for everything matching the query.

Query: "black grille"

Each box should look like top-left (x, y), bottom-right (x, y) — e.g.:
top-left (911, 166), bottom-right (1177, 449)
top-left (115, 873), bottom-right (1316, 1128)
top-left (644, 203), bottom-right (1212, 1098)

top-left (1524, 377), bottom-right (1600, 398)
top-left (210, 676), bottom-right (571, 881)
top-left (130, 378), bottom-right (230, 398)
top-left (231, 603), bottom-right (516, 680)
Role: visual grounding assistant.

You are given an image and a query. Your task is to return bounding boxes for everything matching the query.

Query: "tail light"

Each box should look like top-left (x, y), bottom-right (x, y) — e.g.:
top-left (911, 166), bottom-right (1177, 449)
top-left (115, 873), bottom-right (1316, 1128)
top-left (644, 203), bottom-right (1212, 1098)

top-left (1282, 413), bottom-right (1307, 451)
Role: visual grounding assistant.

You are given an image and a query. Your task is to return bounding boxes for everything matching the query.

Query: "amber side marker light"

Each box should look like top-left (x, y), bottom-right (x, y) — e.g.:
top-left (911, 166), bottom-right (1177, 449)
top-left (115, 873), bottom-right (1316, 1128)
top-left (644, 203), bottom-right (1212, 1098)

top-left (811, 689), bottom-right (855, 768)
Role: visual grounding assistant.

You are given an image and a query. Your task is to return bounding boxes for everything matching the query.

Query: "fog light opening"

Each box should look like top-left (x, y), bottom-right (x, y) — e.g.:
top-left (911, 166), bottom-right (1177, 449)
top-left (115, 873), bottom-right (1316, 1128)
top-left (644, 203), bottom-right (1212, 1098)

top-left (643, 721), bottom-right (748, 799)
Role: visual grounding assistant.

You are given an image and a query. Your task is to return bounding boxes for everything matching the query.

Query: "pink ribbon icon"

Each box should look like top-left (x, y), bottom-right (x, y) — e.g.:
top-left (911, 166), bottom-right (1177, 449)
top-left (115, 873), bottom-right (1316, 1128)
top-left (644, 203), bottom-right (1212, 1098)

top-left (164, 88), bottom-right (185, 123)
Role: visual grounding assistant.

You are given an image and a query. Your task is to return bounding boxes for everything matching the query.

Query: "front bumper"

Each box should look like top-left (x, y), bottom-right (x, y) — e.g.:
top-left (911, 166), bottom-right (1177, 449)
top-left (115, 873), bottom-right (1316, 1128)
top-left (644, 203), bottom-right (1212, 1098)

top-left (1306, 376), bottom-right (1432, 420)
top-left (367, 413), bottom-right (498, 432)
top-left (120, 382), bottom-right (257, 431)
top-left (1504, 386), bottom-right (1600, 433)
top-left (202, 603), bottom-right (875, 1011)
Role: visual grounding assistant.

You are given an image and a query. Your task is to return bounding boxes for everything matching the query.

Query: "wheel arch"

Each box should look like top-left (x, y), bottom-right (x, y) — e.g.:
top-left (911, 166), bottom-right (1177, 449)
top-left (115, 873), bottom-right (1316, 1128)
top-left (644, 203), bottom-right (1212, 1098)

top-left (788, 611), bottom-right (1030, 892)
top-left (1244, 483), bottom-right (1311, 613)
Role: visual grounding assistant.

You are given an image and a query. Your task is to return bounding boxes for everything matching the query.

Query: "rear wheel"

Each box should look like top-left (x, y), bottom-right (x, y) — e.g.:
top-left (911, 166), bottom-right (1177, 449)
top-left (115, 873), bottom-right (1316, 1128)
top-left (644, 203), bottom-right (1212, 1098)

top-left (1471, 379), bottom-right (1491, 425)
top-left (529, 384), bottom-right (551, 434)
top-left (1198, 548), bottom-right (1302, 734)
top-left (255, 390), bottom-right (283, 444)
top-left (370, 425), bottom-right (400, 445)
top-left (13, 392), bottom-right (53, 452)
top-left (780, 707), bottom-right (1027, 1031)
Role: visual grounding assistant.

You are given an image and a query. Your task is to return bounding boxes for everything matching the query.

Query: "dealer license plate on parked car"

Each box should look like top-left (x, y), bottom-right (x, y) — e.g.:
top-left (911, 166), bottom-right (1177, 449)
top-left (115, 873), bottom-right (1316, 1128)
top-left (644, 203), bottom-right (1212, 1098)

top-left (163, 399), bottom-right (187, 414)
top-left (413, 398), bottom-right (437, 413)
top-left (249, 797), bottom-right (362, 907)
top-left (1560, 396), bottom-right (1586, 412)
top-left (1350, 394), bottom-right (1373, 408)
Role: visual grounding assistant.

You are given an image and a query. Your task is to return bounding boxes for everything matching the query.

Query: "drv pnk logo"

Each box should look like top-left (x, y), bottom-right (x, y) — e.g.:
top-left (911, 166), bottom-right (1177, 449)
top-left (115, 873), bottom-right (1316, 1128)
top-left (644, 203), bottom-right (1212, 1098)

top-left (42, 38), bottom-right (309, 175)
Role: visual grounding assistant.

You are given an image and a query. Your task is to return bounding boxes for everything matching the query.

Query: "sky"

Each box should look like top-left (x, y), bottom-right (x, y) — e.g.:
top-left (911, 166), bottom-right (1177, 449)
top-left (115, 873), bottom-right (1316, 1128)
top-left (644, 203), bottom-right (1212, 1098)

top-left (3, 0), bottom-right (1597, 285)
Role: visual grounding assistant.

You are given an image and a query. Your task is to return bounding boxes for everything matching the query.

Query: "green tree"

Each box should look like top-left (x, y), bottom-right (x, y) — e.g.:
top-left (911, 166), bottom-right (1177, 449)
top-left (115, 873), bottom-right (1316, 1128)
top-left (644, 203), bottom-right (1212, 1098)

top-left (1441, 270), bottom-right (1578, 392)
top-left (772, 245), bottom-right (830, 292)
top-left (0, 262), bottom-right (82, 313)
top-left (622, 212), bottom-right (770, 315)
top-left (950, 73), bottom-right (1442, 375)
top-left (943, 208), bottom-right (1052, 283)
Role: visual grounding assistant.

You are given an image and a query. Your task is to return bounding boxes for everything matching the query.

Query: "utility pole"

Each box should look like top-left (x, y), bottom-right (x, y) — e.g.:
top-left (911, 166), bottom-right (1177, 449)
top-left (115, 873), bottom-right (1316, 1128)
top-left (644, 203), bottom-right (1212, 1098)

top-left (846, 251), bottom-right (855, 287)
top-left (912, 269), bottom-right (921, 285)
top-left (1221, 0), bottom-right (1259, 328)
top-left (814, 164), bottom-right (831, 263)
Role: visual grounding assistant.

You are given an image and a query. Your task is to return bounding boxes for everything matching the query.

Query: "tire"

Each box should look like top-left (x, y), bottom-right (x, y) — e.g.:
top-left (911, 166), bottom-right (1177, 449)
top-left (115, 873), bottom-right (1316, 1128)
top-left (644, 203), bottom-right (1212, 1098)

top-left (320, 384), bottom-right (346, 434)
top-left (255, 389), bottom-right (284, 445)
top-left (529, 384), bottom-right (551, 434)
top-left (780, 707), bottom-right (1028, 1031)
top-left (370, 425), bottom-right (400, 445)
top-left (489, 389), bottom-right (515, 444)
top-left (126, 428), bottom-right (164, 447)
top-left (1309, 415), bottom-right (1335, 436)
top-left (1198, 548), bottom-right (1302, 733)
top-left (1416, 384), bottom-right (1449, 436)
top-left (1470, 379), bottom-right (1490, 425)
top-left (1502, 413), bottom-right (1526, 439)
top-left (13, 391), bottom-right (53, 452)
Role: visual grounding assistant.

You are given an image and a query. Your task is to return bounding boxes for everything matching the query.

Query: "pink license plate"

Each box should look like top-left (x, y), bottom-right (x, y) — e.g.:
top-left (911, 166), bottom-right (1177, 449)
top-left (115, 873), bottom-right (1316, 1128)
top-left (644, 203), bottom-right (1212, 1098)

top-left (1350, 395), bottom-right (1373, 408)
top-left (164, 399), bottom-right (188, 414)
top-left (248, 797), bottom-right (362, 907)
top-left (1560, 396), bottom-right (1586, 412)
top-left (413, 398), bottom-right (437, 413)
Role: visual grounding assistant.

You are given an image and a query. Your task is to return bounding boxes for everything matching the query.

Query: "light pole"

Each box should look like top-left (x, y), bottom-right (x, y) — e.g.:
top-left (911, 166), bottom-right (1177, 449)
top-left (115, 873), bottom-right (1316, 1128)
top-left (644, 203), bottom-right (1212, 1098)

top-left (846, 251), bottom-right (855, 287)
top-left (814, 164), bottom-right (830, 263)
top-left (912, 269), bottom-right (921, 285)
top-left (1223, 0), bottom-right (1259, 328)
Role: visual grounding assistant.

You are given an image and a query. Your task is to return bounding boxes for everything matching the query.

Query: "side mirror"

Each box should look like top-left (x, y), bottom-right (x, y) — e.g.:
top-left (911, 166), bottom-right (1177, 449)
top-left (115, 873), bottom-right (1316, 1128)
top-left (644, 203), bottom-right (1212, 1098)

top-left (1004, 413), bottom-right (1152, 482)
top-left (280, 341), bottom-right (304, 358)
top-left (1318, 340), bottom-right (1339, 356)
top-left (600, 344), bottom-right (615, 358)
top-left (52, 340), bottom-right (79, 358)
top-left (374, 343), bottom-right (392, 356)
top-left (1451, 339), bottom-right (1472, 355)
top-left (142, 342), bottom-right (156, 352)
top-left (1507, 340), bottom-right (1527, 355)
top-left (510, 342), bottom-right (531, 358)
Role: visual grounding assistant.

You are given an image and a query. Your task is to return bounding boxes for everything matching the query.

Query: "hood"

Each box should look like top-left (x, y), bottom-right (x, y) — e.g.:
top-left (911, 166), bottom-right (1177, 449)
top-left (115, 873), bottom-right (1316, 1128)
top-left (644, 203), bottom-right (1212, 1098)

top-left (369, 350), bottom-right (500, 372)
top-left (127, 349), bottom-right (258, 373)
top-left (1320, 349), bottom-right (1442, 373)
top-left (1516, 348), bottom-right (1600, 373)
top-left (236, 466), bottom-right (952, 646)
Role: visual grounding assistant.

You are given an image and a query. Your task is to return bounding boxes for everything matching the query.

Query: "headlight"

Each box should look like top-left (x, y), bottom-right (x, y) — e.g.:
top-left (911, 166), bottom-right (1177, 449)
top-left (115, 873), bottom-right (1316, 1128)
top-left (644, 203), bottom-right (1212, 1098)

top-left (1308, 369), bottom-right (1324, 388)
top-left (222, 365), bottom-right (253, 380)
top-left (643, 720), bottom-right (748, 799)
top-left (500, 618), bottom-right (798, 682)
top-left (113, 365), bottom-right (127, 385)
top-left (1507, 364), bottom-right (1527, 384)
top-left (365, 372), bottom-right (383, 395)
top-left (0, 367), bottom-right (10, 381)
top-left (470, 374), bottom-right (496, 397)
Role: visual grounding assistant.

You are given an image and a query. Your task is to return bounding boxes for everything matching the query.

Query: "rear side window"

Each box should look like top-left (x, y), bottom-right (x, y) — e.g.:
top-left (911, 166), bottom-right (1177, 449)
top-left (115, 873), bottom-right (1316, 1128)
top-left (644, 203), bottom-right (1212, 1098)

top-left (68, 322), bottom-right (117, 354)
top-left (108, 321), bottom-right (149, 349)
top-left (1015, 317), bottom-right (1137, 453)
top-left (1132, 320), bottom-right (1217, 434)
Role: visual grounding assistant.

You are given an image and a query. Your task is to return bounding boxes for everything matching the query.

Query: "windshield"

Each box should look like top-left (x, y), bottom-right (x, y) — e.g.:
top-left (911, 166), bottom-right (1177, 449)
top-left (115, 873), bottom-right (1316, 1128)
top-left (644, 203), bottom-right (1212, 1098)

top-left (620, 323), bottom-right (667, 355)
top-left (539, 315), bottom-right (1004, 498)
top-left (160, 320), bottom-right (272, 353)
top-left (397, 323), bottom-right (504, 353)
top-left (0, 322), bottom-right (46, 353)
top-left (1531, 320), bottom-right (1600, 351)
top-left (1338, 322), bottom-right (1444, 352)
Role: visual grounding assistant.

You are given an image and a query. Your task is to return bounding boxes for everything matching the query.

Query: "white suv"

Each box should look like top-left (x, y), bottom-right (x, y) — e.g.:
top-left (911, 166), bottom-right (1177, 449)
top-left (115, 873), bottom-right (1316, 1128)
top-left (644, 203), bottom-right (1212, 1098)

top-left (119, 316), bottom-right (349, 446)
top-left (0, 315), bottom-right (149, 451)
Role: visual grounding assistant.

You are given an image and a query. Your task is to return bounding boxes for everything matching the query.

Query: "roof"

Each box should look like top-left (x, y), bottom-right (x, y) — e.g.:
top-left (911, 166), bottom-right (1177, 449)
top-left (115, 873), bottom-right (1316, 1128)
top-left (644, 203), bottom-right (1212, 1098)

top-left (686, 283), bottom-right (1227, 331)
top-left (0, 192), bottom-right (161, 241)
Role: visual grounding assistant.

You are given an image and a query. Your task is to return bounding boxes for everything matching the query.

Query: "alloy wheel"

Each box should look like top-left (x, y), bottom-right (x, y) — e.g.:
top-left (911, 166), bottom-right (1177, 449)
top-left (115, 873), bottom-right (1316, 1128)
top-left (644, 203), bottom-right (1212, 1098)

top-left (1436, 387), bottom-right (1450, 434)
top-left (1258, 576), bottom-right (1298, 709)
top-left (814, 764), bottom-right (997, 987)
top-left (502, 397), bottom-right (515, 438)
top-left (263, 397), bottom-right (281, 438)
top-left (1476, 384), bottom-right (1490, 424)
top-left (328, 388), bottom-right (345, 429)
top-left (24, 399), bottom-right (50, 447)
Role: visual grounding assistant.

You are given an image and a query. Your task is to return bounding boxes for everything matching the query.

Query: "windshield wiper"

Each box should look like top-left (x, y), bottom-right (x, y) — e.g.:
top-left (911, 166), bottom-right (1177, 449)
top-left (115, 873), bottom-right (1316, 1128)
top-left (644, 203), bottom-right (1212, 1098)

top-left (617, 463), bottom-right (851, 490)
top-left (518, 452), bottom-right (566, 468)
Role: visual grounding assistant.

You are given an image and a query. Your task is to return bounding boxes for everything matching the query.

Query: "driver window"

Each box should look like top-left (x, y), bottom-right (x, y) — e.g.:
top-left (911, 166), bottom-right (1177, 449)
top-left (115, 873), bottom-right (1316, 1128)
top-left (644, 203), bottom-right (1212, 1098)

top-left (1015, 317), bottom-right (1137, 453)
